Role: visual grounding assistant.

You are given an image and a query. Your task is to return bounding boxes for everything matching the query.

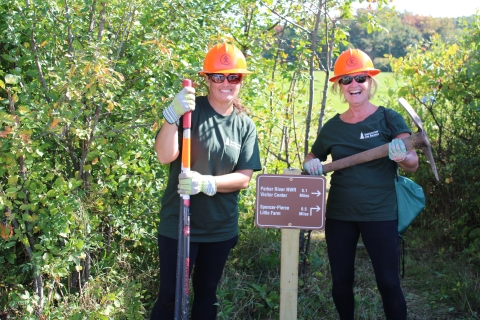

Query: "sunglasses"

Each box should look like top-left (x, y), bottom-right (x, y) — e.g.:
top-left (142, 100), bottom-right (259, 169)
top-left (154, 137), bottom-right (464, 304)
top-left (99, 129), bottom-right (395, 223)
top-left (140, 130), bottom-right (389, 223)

top-left (207, 73), bottom-right (243, 84)
top-left (338, 74), bottom-right (369, 85)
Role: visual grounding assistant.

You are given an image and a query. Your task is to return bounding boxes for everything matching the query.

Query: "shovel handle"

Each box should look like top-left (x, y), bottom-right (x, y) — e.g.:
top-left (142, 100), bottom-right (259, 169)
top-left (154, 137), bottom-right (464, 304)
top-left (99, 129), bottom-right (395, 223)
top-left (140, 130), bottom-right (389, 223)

top-left (182, 79), bottom-right (192, 130)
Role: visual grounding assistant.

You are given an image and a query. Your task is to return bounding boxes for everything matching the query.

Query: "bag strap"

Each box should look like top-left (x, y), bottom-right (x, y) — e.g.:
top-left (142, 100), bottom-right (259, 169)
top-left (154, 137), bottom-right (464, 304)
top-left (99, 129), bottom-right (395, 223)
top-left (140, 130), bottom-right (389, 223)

top-left (384, 108), bottom-right (400, 180)
top-left (399, 234), bottom-right (405, 278)
top-left (385, 107), bottom-right (406, 278)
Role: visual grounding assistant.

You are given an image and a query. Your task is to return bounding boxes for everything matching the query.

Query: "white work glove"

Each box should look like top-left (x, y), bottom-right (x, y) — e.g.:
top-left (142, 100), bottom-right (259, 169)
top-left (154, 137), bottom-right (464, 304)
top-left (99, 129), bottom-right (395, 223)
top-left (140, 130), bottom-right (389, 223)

top-left (163, 87), bottom-right (195, 125)
top-left (178, 171), bottom-right (217, 196)
top-left (389, 138), bottom-right (407, 162)
top-left (304, 158), bottom-right (323, 175)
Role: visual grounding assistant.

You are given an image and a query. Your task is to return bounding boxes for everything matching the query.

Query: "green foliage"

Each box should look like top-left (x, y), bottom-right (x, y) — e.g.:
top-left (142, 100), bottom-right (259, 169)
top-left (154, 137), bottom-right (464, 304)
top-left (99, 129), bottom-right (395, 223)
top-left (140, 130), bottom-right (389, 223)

top-left (0, 0), bottom-right (479, 318)
top-left (399, 228), bottom-right (480, 318)
top-left (390, 15), bottom-right (480, 268)
top-left (347, 8), bottom-right (467, 71)
top-left (0, 0), bottom-right (239, 317)
top-left (348, 8), bottom-right (422, 69)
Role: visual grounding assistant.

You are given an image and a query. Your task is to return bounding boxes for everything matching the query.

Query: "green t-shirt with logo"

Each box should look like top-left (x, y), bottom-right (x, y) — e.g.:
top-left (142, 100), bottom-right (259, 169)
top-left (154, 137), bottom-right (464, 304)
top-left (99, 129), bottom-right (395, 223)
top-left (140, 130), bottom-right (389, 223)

top-left (158, 96), bottom-right (262, 242)
top-left (311, 107), bottom-right (411, 221)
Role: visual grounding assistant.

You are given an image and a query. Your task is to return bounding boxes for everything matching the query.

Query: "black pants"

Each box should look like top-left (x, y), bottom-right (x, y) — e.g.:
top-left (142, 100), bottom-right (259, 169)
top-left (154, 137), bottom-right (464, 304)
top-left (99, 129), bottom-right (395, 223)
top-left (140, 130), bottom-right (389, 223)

top-left (150, 234), bottom-right (238, 320)
top-left (325, 218), bottom-right (407, 320)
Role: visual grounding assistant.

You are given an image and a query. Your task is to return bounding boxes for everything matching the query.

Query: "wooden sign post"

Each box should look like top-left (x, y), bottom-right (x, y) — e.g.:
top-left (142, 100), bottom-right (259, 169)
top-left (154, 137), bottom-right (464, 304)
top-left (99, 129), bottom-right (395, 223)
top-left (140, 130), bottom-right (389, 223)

top-left (280, 168), bottom-right (300, 319)
top-left (255, 169), bottom-right (326, 320)
top-left (280, 227), bottom-right (299, 319)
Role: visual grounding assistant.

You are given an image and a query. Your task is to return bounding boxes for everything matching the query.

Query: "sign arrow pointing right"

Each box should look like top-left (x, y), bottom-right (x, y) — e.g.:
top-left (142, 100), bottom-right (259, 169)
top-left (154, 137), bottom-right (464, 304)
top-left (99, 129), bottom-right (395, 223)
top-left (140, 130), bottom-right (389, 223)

top-left (309, 206), bottom-right (321, 216)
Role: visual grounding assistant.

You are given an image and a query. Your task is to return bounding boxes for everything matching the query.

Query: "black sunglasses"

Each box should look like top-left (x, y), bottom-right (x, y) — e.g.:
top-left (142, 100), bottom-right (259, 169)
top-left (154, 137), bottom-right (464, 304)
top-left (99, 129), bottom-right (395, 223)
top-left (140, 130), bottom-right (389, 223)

top-left (338, 74), bottom-right (369, 85)
top-left (207, 73), bottom-right (243, 84)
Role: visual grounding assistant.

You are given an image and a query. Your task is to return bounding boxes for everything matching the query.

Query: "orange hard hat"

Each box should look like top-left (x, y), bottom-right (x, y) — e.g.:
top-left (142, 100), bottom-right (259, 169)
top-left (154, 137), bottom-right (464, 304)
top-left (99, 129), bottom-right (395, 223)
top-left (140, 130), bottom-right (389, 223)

top-left (198, 43), bottom-right (252, 74)
top-left (329, 48), bottom-right (380, 82)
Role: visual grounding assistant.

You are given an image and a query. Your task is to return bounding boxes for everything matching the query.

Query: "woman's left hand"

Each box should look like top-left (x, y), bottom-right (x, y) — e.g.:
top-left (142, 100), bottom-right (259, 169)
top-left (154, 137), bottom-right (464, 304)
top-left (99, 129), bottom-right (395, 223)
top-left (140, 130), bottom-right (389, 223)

top-left (178, 171), bottom-right (217, 196)
top-left (388, 138), bottom-right (407, 162)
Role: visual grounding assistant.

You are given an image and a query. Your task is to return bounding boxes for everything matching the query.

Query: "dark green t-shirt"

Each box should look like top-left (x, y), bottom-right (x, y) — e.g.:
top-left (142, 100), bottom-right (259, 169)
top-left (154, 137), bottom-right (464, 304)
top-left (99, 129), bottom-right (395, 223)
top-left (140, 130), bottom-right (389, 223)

top-left (311, 107), bottom-right (411, 221)
top-left (158, 96), bottom-right (262, 242)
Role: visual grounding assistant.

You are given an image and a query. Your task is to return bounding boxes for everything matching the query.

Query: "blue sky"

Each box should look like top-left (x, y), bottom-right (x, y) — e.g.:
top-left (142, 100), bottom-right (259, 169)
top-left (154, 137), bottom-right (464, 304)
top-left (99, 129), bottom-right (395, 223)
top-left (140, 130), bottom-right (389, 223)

top-left (359, 0), bottom-right (479, 18)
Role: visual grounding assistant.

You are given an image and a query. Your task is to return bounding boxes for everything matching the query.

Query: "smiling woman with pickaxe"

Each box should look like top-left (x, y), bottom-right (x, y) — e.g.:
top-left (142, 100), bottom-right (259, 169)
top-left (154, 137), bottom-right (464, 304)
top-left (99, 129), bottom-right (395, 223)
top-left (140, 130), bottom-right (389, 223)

top-left (304, 48), bottom-right (419, 320)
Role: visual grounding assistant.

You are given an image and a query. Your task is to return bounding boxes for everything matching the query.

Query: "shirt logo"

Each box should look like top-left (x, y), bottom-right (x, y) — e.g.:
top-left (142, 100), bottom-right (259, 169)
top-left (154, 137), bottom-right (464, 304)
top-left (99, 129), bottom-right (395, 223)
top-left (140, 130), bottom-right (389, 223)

top-left (360, 130), bottom-right (379, 139)
top-left (225, 138), bottom-right (241, 150)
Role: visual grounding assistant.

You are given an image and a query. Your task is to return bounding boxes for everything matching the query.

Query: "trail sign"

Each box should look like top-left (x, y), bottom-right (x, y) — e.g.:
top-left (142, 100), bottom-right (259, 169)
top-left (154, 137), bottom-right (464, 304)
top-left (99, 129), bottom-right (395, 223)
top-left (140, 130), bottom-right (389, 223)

top-left (255, 174), bottom-right (326, 229)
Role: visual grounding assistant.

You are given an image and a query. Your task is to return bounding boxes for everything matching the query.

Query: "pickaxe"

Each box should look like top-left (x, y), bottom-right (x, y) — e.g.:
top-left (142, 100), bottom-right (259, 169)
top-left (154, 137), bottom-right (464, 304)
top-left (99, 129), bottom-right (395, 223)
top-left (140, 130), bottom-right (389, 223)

top-left (320, 98), bottom-right (439, 181)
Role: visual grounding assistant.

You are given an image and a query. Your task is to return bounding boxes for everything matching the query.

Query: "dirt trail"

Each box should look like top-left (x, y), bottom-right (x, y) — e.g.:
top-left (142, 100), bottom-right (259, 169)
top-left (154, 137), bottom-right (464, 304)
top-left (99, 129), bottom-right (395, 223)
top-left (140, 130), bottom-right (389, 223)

top-left (355, 244), bottom-right (470, 320)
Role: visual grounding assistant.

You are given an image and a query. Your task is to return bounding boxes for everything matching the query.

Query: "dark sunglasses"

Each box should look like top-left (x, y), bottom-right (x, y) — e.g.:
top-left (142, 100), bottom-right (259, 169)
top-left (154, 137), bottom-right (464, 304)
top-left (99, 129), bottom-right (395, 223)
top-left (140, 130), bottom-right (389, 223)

top-left (338, 74), bottom-right (369, 85)
top-left (207, 73), bottom-right (243, 84)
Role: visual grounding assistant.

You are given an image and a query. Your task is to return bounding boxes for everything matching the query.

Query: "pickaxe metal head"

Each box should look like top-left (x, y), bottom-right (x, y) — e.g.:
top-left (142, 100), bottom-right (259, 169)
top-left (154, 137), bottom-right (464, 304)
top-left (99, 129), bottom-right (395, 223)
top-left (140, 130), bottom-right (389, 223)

top-left (398, 98), bottom-right (439, 181)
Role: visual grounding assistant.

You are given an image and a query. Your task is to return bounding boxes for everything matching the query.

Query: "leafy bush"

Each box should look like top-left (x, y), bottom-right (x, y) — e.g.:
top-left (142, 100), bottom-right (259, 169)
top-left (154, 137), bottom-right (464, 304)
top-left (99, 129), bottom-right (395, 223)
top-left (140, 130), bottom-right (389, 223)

top-left (391, 16), bottom-right (480, 265)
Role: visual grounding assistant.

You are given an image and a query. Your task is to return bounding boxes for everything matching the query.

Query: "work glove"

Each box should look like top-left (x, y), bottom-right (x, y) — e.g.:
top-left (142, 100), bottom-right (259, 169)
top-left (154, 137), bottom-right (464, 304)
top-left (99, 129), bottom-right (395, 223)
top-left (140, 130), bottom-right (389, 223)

top-left (163, 87), bottom-right (195, 125)
top-left (178, 171), bottom-right (217, 196)
top-left (304, 158), bottom-right (323, 175)
top-left (389, 138), bottom-right (407, 162)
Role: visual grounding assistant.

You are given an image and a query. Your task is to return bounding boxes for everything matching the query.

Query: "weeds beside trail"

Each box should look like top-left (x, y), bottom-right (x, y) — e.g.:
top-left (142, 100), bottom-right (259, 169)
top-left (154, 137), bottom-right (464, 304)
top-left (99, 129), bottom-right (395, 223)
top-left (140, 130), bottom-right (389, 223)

top-left (217, 225), bottom-right (479, 320)
top-left (399, 229), bottom-right (480, 320)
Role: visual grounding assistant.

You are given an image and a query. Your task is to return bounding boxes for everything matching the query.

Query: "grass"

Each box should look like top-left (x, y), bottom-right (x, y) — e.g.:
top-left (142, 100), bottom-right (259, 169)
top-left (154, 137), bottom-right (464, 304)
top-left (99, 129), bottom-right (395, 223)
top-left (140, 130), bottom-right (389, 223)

top-left (399, 229), bottom-right (480, 319)
top-left (213, 208), bottom-right (480, 319)
top-left (6, 71), bottom-right (478, 319)
top-left (188, 72), bottom-right (480, 320)
top-left (2, 59), bottom-right (478, 320)
top-left (175, 72), bottom-right (480, 319)
top-left (221, 73), bottom-right (479, 319)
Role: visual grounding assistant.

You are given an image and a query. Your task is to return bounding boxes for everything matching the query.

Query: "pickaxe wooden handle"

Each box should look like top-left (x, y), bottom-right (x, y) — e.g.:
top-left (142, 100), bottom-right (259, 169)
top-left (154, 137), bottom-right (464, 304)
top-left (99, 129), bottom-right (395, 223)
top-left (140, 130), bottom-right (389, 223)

top-left (321, 98), bottom-right (439, 181)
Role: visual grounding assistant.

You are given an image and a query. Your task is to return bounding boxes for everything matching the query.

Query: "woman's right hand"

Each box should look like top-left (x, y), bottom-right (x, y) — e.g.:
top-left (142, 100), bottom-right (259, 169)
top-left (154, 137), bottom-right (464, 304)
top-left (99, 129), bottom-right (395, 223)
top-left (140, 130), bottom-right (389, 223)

top-left (304, 158), bottom-right (323, 175)
top-left (162, 87), bottom-right (195, 125)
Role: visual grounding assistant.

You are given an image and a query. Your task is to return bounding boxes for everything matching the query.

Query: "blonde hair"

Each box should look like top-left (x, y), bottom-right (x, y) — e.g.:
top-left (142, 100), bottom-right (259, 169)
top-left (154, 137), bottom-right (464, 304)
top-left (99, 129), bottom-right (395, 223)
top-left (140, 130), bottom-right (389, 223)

top-left (331, 76), bottom-right (378, 103)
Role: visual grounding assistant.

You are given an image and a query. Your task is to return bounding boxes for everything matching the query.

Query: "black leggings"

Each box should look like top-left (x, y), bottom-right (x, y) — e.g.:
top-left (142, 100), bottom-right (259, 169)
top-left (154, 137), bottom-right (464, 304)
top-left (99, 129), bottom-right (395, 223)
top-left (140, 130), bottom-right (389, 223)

top-left (150, 234), bottom-right (238, 320)
top-left (325, 218), bottom-right (406, 320)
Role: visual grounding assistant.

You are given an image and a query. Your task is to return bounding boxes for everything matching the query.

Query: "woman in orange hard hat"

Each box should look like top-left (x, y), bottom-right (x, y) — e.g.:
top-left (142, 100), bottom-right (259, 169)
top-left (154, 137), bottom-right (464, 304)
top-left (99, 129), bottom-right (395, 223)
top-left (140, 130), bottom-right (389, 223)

top-left (151, 42), bottom-right (261, 319)
top-left (304, 48), bottom-right (419, 319)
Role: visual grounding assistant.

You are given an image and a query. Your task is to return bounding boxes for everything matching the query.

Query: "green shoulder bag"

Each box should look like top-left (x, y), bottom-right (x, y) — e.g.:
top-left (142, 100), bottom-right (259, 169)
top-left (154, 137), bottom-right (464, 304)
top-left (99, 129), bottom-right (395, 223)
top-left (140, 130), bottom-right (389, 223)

top-left (395, 173), bottom-right (426, 235)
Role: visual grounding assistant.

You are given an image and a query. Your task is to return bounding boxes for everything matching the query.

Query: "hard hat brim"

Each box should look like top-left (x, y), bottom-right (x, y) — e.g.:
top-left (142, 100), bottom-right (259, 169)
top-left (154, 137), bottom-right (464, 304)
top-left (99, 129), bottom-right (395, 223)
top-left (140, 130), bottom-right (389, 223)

top-left (198, 69), bottom-right (253, 75)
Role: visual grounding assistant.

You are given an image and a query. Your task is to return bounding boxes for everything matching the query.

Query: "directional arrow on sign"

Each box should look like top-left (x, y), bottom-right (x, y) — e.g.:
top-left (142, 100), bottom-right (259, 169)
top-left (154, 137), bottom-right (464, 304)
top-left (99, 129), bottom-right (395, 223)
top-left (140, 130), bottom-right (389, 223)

top-left (311, 191), bottom-right (322, 197)
top-left (310, 206), bottom-right (321, 216)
